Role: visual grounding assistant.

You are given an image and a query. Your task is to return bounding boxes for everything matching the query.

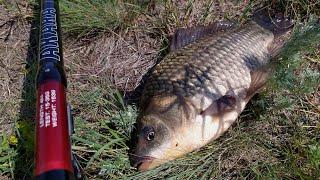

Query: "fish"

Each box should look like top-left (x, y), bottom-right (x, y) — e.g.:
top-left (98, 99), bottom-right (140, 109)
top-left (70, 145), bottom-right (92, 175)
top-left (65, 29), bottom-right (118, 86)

top-left (131, 9), bottom-right (293, 171)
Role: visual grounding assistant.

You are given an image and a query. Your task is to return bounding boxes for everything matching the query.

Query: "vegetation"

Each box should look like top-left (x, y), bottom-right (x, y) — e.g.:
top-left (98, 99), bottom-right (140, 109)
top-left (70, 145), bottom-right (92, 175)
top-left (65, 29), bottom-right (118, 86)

top-left (59, 0), bottom-right (146, 36)
top-left (0, 0), bottom-right (319, 179)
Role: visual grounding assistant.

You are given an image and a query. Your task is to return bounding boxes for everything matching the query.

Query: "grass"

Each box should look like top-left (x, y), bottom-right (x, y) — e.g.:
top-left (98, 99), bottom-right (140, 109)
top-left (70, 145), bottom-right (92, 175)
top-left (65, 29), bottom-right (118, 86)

top-left (59, 0), bottom-right (146, 37)
top-left (0, 0), bottom-right (319, 179)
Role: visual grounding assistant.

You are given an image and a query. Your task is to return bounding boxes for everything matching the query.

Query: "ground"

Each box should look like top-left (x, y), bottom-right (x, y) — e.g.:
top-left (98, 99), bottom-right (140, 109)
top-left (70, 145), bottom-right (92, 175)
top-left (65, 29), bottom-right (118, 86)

top-left (0, 0), bottom-right (319, 179)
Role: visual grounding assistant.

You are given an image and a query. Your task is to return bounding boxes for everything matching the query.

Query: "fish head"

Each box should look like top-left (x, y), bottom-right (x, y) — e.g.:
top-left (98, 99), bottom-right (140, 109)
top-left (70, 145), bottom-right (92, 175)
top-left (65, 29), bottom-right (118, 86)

top-left (132, 94), bottom-right (247, 171)
top-left (132, 96), bottom-right (196, 171)
top-left (132, 114), bottom-right (174, 171)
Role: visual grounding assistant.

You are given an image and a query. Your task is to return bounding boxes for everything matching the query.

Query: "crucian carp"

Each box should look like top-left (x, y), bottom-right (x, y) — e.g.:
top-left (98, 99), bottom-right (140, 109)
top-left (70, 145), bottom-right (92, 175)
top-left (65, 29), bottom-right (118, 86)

top-left (131, 9), bottom-right (293, 171)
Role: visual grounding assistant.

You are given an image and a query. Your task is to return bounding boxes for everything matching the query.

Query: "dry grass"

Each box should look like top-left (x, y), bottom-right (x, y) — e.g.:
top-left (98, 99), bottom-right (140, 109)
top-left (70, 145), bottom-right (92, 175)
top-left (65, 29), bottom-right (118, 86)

top-left (0, 0), bottom-right (319, 179)
top-left (64, 29), bottom-right (161, 92)
top-left (0, 1), bottom-right (34, 134)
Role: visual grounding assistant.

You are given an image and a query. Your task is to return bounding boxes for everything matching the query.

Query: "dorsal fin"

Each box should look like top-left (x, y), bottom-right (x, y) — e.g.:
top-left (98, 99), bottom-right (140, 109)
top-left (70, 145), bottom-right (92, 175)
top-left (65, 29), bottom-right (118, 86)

top-left (170, 21), bottom-right (235, 51)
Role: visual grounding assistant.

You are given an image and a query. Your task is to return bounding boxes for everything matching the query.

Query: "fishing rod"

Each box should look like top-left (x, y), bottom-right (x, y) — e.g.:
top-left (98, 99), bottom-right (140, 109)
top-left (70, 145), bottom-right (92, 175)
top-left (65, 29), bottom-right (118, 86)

top-left (35, 0), bottom-right (82, 179)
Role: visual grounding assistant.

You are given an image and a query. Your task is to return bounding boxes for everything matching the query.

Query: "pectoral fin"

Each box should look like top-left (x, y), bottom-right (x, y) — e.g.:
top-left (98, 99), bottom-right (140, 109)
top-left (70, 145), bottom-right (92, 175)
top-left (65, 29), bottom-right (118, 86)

top-left (170, 21), bottom-right (235, 51)
top-left (200, 95), bottom-right (237, 116)
top-left (245, 66), bottom-right (270, 102)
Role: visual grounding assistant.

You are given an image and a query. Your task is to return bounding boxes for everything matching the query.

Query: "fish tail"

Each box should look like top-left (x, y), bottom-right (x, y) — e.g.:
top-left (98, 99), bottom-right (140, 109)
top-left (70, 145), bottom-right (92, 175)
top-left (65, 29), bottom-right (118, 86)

top-left (252, 7), bottom-right (293, 36)
top-left (252, 7), bottom-right (294, 57)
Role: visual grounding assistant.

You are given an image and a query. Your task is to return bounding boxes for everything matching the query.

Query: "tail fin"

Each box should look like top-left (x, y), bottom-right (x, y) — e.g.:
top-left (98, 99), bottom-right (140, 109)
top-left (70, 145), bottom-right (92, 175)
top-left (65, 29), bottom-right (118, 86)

top-left (252, 7), bottom-right (294, 57)
top-left (252, 7), bottom-right (293, 36)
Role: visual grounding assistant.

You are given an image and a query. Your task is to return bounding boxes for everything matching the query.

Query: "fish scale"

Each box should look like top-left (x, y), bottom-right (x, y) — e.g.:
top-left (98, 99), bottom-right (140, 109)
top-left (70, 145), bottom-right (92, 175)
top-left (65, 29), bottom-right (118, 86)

top-left (132, 10), bottom-right (293, 171)
top-left (143, 22), bottom-right (273, 104)
top-left (143, 22), bottom-right (273, 105)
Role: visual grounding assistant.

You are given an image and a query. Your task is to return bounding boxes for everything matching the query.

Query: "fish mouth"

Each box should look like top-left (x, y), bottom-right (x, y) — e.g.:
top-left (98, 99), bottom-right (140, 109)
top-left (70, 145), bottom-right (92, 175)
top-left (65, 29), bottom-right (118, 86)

top-left (132, 155), bottom-right (156, 171)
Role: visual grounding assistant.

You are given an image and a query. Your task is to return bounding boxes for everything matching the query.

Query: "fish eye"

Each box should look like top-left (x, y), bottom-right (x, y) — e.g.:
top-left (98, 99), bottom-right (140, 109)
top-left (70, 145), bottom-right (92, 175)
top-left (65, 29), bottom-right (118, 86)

top-left (142, 126), bottom-right (155, 141)
top-left (146, 131), bottom-right (155, 141)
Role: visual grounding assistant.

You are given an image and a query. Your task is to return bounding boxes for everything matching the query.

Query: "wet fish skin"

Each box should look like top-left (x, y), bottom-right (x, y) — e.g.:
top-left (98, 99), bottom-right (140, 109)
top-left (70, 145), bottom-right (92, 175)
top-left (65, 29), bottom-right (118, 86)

top-left (132, 19), bottom-right (289, 171)
top-left (147, 22), bottom-right (271, 98)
